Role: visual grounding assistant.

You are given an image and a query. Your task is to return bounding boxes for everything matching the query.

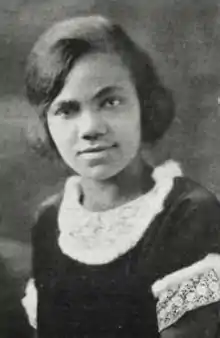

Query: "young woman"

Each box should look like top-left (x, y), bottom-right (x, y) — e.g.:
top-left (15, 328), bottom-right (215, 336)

top-left (22, 15), bottom-right (220, 337)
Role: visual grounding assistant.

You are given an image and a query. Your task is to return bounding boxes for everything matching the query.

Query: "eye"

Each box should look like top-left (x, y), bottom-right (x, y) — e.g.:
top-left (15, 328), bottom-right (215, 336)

top-left (101, 96), bottom-right (123, 109)
top-left (54, 101), bottom-right (80, 118)
top-left (54, 108), bottom-right (71, 118)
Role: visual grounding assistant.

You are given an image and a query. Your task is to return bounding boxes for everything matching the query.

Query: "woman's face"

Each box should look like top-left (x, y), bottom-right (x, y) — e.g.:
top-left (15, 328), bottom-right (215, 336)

top-left (47, 52), bottom-right (142, 180)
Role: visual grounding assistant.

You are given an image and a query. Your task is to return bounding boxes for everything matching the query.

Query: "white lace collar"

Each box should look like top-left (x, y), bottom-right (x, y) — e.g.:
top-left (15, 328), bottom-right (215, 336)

top-left (58, 160), bottom-right (182, 265)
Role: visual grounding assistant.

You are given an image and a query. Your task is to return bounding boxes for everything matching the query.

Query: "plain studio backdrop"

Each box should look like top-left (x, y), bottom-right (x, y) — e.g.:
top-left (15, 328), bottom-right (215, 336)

top-left (0, 0), bottom-right (220, 256)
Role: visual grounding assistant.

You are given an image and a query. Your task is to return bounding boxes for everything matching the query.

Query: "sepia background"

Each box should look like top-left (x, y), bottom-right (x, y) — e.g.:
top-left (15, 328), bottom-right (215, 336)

top-left (0, 0), bottom-right (220, 277)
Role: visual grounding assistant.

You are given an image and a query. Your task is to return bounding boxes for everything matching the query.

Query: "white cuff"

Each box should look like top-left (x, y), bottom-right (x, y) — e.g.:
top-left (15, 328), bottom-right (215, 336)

top-left (21, 278), bottom-right (38, 329)
top-left (152, 254), bottom-right (220, 331)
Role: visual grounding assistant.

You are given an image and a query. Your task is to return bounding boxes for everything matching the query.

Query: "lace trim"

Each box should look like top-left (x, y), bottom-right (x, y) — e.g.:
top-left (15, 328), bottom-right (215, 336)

top-left (156, 268), bottom-right (220, 332)
top-left (58, 160), bottom-right (182, 265)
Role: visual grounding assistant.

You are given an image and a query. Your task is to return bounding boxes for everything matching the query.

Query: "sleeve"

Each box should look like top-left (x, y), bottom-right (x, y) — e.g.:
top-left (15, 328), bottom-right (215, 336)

top-left (151, 185), bottom-right (220, 337)
top-left (0, 255), bottom-right (33, 338)
top-left (21, 193), bottom-right (61, 332)
top-left (159, 304), bottom-right (220, 338)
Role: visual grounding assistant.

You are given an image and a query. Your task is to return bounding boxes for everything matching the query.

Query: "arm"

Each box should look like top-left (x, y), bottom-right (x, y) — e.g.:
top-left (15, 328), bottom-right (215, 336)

top-left (153, 257), bottom-right (220, 337)
top-left (151, 184), bottom-right (220, 337)
top-left (21, 193), bottom-right (61, 334)
top-left (161, 304), bottom-right (219, 338)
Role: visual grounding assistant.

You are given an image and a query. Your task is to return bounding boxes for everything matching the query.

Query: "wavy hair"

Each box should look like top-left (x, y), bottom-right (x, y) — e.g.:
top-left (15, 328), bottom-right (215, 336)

top-left (25, 15), bottom-right (174, 146)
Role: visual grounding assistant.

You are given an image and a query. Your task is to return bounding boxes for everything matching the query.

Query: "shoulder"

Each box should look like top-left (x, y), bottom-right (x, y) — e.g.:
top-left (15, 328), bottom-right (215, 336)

top-left (148, 170), bottom-right (220, 286)
top-left (32, 191), bottom-right (63, 246)
top-left (35, 192), bottom-right (63, 220)
top-left (150, 160), bottom-right (220, 223)
top-left (170, 175), bottom-right (219, 208)
top-left (172, 176), bottom-right (220, 241)
top-left (163, 174), bottom-right (220, 233)
top-left (150, 160), bottom-right (220, 249)
top-left (31, 191), bottom-right (65, 280)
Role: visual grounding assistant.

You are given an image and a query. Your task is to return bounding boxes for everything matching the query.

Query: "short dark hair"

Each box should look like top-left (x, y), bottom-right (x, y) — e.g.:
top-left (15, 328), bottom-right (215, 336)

top-left (25, 15), bottom-right (174, 145)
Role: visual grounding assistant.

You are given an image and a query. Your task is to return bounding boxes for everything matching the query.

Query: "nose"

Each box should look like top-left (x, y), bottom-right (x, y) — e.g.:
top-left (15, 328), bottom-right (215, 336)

top-left (77, 109), bottom-right (107, 141)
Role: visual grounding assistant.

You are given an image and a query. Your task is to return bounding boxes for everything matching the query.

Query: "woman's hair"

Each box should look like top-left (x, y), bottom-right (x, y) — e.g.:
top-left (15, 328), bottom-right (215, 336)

top-left (25, 15), bottom-right (174, 146)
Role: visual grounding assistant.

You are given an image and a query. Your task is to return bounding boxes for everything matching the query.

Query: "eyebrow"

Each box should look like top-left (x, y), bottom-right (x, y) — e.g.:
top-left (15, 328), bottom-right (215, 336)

top-left (93, 86), bottom-right (123, 100)
top-left (55, 100), bottom-right (80, 112)
top-left (53, 86), bottom-right (122, 109)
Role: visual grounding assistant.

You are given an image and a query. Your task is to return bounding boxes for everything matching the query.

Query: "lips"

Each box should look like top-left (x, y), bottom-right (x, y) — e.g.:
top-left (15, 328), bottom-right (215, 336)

top-left (79, 144), bottom-right (116, 154)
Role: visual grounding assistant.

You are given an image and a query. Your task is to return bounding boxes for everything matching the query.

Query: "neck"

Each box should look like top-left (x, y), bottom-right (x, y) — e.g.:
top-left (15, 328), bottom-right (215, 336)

top-left (79, 157), bottom-right (154, 212)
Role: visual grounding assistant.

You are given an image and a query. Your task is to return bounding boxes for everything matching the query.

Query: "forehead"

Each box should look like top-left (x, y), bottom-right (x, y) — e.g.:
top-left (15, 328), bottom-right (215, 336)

top-left (54, 52), bottom-right (134, 102)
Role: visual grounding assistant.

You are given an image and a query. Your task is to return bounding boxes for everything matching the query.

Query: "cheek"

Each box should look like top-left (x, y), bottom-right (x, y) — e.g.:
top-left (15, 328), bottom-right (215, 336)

top-left (47, 119), bottom-right (78, 151)
top-left (122, 127), bottom-right (141, 152)
top-left (117, 111), bottom-right (141, 145)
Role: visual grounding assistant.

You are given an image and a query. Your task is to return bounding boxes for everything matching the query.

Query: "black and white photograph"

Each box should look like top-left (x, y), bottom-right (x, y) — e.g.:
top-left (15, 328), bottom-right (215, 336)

top-left (1, 1), bottom-right (220, 337)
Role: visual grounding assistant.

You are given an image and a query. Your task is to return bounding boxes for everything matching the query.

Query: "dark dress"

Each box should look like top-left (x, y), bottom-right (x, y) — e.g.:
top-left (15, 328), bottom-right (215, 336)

top-left (0, 243), bottom-right (32, 338)
top-left (22, 161), bottom-right (220, 338)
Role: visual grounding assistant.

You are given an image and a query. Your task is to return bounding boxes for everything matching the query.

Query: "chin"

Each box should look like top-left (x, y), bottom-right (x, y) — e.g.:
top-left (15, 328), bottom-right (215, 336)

top-left (78, 165), bottom-right (123, 181)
